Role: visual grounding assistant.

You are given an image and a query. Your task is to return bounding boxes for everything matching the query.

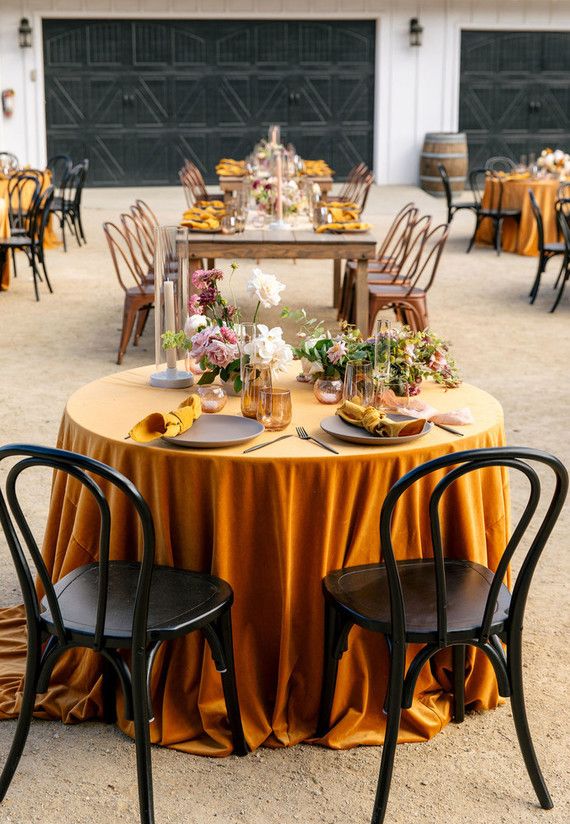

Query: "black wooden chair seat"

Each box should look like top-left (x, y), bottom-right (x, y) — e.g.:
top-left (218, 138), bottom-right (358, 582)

top-left (324, 559), bottom-right (511, 643)
top-left (479, 207), bottom-right (521, 218)
top-left (0, 235), bottom-right (32, 247)
top-left (41, 562), bottom-right (232, 645)
top-left (544, 241), bottom-right (565, 253)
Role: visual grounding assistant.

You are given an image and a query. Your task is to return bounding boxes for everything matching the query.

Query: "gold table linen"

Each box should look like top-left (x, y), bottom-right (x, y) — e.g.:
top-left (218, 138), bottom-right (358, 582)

top-left (0, 364), bottom-right (509, 755)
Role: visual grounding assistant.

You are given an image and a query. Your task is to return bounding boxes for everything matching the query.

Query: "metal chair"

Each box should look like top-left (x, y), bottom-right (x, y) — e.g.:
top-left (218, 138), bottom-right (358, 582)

top-left (466, 169), bottom-right (521, 255)
top-left (485, 156), bottom-right (517, 173)
top-left (0, 443), bottom-right (247, 824)
top-left (438, 163), bottom-right (478, 225)
top-left (47, 154), bottom-right (73, 194)
top-left (527, 190), bottom-right (566, 303)
top-left (317, 446), bottom-right (568, 824)
top-left (367, 222), bottom-right (449, 334)
top-left (104, 221), bottom-right (155, 364)
top-left (51, 161), bottom-right (88, 251)
top-left (550, 200), bottom-right (570, 313)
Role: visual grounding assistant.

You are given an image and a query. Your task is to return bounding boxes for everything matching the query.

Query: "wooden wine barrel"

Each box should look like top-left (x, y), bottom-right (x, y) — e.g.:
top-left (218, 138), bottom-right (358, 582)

top-left (419, 132), bottom-right (468, 197)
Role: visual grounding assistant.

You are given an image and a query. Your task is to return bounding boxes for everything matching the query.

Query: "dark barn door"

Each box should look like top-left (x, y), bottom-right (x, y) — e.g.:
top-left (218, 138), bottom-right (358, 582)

top-left (459, 30), bottom-right (570, 169)
top-left (43, 19), bottom-right (375, 186)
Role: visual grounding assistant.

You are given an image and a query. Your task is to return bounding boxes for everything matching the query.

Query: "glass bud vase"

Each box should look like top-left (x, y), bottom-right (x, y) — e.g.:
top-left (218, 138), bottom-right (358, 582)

top-left (241, 363), bottom-right (272, 419)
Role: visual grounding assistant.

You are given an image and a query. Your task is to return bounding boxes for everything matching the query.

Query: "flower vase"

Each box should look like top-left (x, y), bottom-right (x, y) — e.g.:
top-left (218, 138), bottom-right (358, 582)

top-left (221, 377), bottom-right (241, 397)
top-left (313, 377), bottom-right (343, 404)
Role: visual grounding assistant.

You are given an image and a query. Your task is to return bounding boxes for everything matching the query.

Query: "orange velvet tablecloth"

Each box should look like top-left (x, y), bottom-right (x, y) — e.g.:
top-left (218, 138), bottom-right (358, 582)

top-left (475, 175), bottom-right (561, 256)
top-left (0, 364), bottom-right (509, 755)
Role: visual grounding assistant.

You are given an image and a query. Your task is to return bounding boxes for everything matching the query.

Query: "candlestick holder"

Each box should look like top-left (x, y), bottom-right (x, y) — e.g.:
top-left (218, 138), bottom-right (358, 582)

top-left (149, 225), bottom-right (194, 389)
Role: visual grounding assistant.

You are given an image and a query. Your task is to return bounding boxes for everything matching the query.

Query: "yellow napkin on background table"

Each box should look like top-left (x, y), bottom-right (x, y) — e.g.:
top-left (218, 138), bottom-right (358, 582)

top-left (316, 221), bottom-right (371, 233)
top-left (195, 200), bottom-right (226, 211)
top-left (336, 400), bottom-right (426, 438)
top-left (129, 396), bottom-right (202, 443)
top-left (328, 207), bottom-right (361, 223)
top-left (325, 201), bottom-right (359, 210)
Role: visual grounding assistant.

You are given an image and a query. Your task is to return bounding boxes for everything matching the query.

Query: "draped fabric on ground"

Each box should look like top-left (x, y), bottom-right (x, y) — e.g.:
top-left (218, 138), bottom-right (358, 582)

top-left (0, 366), bottom-right (509, 755)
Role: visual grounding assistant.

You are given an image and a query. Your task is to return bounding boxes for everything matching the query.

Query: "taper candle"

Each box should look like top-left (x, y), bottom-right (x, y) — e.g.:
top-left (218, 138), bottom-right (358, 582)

top-left (276, 151), bottom-right (283, 223)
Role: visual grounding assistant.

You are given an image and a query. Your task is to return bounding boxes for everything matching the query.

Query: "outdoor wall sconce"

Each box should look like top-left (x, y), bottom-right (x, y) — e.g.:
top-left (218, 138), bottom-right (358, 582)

top-left (18, 18), bottom-right (33, 49)
top-left (409, 18), bottom-right (423, 47)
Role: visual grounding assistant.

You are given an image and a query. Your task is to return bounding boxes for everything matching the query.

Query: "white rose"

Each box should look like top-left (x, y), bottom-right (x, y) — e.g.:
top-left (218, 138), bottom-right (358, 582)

top-left (247, 268), bottom-right (286, 309)
top-left (184, 314), bottom-right (209, 336)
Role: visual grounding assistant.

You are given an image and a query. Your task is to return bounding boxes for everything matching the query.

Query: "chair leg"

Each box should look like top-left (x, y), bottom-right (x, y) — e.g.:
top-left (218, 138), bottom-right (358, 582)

top-left (553, 256), bottom-right (566, 290)
top-left (214, 609), bottom-right (248, 756)
top-left (316, 602), bottom-right (344, 738)
top-left (117, 303), bottom-right (139, 365)
top-left (10, 248), bottom-right (17, 278)
top-left (507, 628), bottom-right (553, 809)
top-left (131, 650), bottom-right (155, 824)
top-left (495, 218), bottom-right (503, 256)
top-left (134, 307), bottom-right (151, 346)
top-left (466, 214), bottom-right (481, 253)
top-left (529, 255), bottom-right (546, 304)
top-left (0, 626), bottom-right (42, 801)
top-left (549, 269), bottom-right (568, 313)
top-left (30, 252), bottom-right (40, 302)
top-left (370, 639), bottom-right (406, 824)
top-left (59, 213), bottom-right (67, 253)
top-left (452, 644), bottom-right (465, 723)
top-left (77, 210), bottom-right (87, 244)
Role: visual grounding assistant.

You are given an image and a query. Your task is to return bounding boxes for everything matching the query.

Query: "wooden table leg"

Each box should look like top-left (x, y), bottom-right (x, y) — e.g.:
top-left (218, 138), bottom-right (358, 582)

top-left (333, 259), bottom-right (341, 308)
top-left (355, 257), bottom-right (369, 334)
top-left (207, 258), bottom-right (215, 269)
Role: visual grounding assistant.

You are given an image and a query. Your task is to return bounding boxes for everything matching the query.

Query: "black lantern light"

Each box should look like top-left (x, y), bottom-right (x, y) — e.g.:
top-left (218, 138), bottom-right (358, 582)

top-left (18, 18), bottom-right (33, 49)
top-left (409, 18), bottom-right (423, 48)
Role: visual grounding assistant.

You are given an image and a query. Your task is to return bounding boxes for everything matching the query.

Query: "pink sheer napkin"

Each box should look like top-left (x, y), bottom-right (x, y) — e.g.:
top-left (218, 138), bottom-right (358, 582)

top-left (381, 389), bottom-right (474, 426)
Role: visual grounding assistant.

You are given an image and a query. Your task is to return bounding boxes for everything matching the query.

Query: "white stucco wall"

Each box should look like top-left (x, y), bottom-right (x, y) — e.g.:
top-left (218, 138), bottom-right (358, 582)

top-left (0, 0), bottom-right (569, 184)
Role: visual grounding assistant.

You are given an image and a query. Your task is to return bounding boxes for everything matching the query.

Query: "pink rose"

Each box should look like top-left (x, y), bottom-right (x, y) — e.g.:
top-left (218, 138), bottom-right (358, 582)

top-left (206, 339), bottom-right (238, 368)
top-left (191, 326), bottom-right (216, 359)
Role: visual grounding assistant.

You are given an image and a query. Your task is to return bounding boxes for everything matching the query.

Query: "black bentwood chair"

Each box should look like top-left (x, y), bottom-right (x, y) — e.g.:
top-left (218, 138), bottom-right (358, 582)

top-left (317, 447), bottom-right (568, 824)
top-left (527, 190), bottom-right (566, 304)
top-left (0, 444), bottom-right (247, 824)
top-left (437, 163), bottom-right (478, 226)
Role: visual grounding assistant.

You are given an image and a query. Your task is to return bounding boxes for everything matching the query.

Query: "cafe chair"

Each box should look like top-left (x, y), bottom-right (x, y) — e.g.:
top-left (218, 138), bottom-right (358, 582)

top-left (550, 200), bottom-right (570, 313)
top-left (466, 169), bottom-right (521, 255)
top-left (51, 161), bottom-right (88, 252)
top-left (0, 444), bottom-right (248, 824)
top-left (367, 222), bottom-right (449, 334)
top-left (527, 190), bottom-right (566, 304)
top-left (338, 203), bottom-right (419, 322)
top-left (0, 177), bottom-right (48, 300)
top-left (317, 446), bottom-right (568, 824)
top-left (47, 154), bottom-right (73, 194)
top-left (557, 182), bottom-right (570, 200)
top-left (437, 163), bottom-right (478, 225)
top-left (335, 162), bottom-right (367, 203)
top-left (104, 221), bottom-right (155, 363)
top-left (484, 156), bottom-right (517, 173)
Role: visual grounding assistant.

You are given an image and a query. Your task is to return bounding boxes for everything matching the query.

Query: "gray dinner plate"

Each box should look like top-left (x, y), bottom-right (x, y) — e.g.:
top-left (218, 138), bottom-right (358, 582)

top-left (320, 414), bottom-right (433, 446)
top-left (162, 415), bottom-right (264, 449)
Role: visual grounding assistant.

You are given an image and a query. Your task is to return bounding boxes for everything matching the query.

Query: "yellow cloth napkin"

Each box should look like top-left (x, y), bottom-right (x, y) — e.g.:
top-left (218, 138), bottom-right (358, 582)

top-left (315, 221), bottom-right (371, 233)
top-left (303, 160), bottom-right (334, 176)
top-left (336, 400), bottom-right (426, 437)
top-left (325, 200), bottom-right (359, 210)
top-left (129, 396), bottom-right (202, 443)
top-left (194, 200), bottom-right (226, 211)
top-left (328, 207), bottom-right (361, 223)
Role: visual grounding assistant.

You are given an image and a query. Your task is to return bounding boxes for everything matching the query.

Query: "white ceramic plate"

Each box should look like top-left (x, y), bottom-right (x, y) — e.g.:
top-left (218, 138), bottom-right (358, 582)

top-left (320, 414), bottom-right (433, 446)
top-left (162, 415), bottom-right (264, 449)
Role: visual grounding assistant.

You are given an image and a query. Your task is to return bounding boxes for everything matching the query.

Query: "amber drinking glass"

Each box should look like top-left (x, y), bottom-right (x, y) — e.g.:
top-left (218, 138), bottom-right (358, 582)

top-left (256, 388), bottom-right (292, 431)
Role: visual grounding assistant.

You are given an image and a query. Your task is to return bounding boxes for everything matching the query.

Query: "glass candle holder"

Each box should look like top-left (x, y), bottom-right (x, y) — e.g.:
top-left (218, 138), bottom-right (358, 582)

top-left (221, 215), bottom-right (237, 234)
top-left (197, 385), bottom-right (227, 413)
top-left (257, 388), bottom-right (292, 431)
top-left (241, 363), bottom-right (272, 419)
top-left (313, 377), bottom-right (343, 404)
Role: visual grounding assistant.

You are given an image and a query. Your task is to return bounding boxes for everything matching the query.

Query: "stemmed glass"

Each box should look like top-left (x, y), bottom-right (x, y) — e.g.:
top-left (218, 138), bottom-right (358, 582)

top-left (373, 318), bottom-right (391, 410)
top-left (342, 362), bottom-right (375, 406)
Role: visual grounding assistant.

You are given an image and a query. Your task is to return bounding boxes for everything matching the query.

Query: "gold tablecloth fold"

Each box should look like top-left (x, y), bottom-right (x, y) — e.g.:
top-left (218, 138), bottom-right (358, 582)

top-left (0, 365), bottom-right (509, 755)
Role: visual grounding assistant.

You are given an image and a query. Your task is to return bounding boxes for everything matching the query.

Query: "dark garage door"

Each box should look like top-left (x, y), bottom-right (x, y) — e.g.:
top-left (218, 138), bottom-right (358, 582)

top-left (43, 19), bottom-right (375, 187)
top-left (459, 30), bottom-right (570, 168)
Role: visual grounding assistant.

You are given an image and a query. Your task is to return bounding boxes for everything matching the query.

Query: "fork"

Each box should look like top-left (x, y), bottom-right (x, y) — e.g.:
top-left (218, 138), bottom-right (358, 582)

top-left (296, 426), bottom-right (339, 455)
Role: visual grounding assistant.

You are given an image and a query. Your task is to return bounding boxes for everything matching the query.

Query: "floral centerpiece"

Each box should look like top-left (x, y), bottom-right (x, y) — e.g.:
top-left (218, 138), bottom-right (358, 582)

top-left (284, 310), bottom-right (460, 397)
top-left (537, 148), bottom-right (570, 177)
top-left (184, 265), bottom-right (292, 392)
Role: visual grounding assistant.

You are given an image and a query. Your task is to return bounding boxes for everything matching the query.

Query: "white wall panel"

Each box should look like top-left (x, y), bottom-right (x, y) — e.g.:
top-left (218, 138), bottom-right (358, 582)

top-left (0, 0), bottom-right (567, 182)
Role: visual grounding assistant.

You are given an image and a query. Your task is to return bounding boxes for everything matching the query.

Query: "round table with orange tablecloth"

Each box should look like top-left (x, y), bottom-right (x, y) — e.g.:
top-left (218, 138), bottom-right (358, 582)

top-left (475, 175), bottom-right (561, 256)
top-left (0, 364), bottom-right (510, 755)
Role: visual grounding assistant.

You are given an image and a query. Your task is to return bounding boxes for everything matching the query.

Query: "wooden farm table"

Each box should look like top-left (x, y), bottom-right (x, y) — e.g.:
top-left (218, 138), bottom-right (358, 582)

top-left (218, 174), bottom-right (334, 205)
top-left (188, 228), bottom-right (376, 331)
top-left (0, 366), bottom-right (508, 755)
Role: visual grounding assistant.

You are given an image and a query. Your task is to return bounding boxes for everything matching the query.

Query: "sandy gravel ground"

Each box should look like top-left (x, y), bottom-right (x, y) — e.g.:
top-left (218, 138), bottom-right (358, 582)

top-left (0, 183), bottom-right (568, 824)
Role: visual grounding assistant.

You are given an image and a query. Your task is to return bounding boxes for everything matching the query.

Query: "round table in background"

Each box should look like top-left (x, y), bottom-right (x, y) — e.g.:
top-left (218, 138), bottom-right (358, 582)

top-left (0, 364), bottom-right (509, 755)
top-left (475, 175), bottom-right (561, 256)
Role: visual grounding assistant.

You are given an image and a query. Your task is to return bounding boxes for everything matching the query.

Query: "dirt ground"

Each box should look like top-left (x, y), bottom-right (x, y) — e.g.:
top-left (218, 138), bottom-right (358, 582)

top-left (0, 183), bottom-right (568, 824)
